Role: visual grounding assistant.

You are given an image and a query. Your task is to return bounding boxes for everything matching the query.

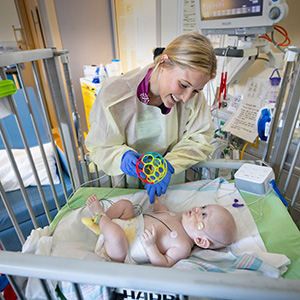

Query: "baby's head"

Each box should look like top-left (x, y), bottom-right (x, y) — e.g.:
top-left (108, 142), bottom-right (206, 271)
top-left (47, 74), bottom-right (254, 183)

top-left (182, 204), bottom-right (237, 250)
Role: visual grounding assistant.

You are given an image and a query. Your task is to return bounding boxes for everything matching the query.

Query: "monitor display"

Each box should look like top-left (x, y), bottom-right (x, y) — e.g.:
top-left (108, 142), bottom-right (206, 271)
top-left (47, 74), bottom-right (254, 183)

top-left (196, 0), bottom-right (287, 36)
top-left (200, 0), bottom-right (263, 21)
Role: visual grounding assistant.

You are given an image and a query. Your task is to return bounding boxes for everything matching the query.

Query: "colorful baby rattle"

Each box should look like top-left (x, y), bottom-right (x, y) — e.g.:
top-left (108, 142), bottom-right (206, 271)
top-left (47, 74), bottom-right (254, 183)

top-left (136, 152), bottom-right (167, 184)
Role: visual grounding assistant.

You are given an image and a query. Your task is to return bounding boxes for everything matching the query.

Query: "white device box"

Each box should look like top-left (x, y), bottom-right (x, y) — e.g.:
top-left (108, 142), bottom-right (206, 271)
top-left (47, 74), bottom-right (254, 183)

top-left (234, 163), bottom-right (275, 195)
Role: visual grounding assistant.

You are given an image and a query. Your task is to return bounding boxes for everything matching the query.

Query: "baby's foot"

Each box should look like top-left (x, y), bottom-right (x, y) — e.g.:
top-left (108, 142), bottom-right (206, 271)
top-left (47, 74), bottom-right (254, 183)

top-left (86, 194), bottom-right (104, 215)
top-left (82, 194), bottom-right (104, 235)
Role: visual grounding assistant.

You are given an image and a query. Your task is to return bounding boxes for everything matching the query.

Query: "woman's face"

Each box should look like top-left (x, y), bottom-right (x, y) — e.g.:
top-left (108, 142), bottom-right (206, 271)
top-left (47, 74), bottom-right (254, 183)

top-left (157, 60), bottom-right (211, 108)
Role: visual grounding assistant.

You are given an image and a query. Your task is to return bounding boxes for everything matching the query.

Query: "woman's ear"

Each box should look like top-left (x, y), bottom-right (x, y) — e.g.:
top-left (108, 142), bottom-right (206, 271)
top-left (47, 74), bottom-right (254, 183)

top-left (194, 236), bottom-right (211, 249)
top-left (161, 54), bottom-right (169, 63)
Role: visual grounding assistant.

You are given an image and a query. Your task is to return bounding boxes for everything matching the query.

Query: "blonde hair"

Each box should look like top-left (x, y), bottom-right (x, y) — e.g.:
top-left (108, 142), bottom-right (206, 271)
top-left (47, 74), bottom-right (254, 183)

top-left (153, 32), bottom-right (217, 79)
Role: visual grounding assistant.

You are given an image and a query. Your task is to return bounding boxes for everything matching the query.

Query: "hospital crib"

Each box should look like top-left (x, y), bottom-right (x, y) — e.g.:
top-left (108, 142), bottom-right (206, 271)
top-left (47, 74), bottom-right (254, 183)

top-left (0, 48), bottom-right (300, 300)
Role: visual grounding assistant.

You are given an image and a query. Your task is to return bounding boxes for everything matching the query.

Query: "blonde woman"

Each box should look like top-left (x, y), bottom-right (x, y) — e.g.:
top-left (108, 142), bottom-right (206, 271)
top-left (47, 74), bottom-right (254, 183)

top-left (86, 33), bottom-right (217, 203)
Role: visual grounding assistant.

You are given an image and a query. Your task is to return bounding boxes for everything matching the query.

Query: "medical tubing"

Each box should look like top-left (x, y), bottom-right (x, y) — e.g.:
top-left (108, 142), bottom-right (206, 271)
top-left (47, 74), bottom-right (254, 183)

top-left (270, 179), bottom-right (289, 207)
top-left (271, 31), bottom-right (285, 53)
top-left (66, 174), bottom-right (109, 202)
top-left (259, 25), bottom-right (290, 49)
top-left (240, 136), bottom-right (259, 160)
top-left (238, 189), bottom-right (267, 222)
top-left (218, 185), bottom-right (266, 222)
top-left (66, 173), bottom-right (126, 212)
top-left (209, 141), bottom-right (235, 159)
top-left (210, 139), bottom-right (235, 149)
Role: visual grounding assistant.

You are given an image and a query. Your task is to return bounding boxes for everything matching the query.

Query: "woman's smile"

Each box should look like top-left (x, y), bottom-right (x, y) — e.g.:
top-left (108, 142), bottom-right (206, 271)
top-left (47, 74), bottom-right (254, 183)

top-left (171, 94), bottom-right (180, 103)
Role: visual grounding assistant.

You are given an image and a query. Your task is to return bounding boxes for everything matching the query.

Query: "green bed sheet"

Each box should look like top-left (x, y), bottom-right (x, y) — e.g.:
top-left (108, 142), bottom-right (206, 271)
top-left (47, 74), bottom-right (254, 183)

top-left (51, 186), bottom-right (300, 280)
top-left (239, 190), bottom-right (300, 280)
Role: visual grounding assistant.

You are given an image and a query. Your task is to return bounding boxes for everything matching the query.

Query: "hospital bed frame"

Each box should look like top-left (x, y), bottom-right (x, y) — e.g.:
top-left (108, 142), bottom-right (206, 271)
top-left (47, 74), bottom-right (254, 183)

top-left (0, 48), bottom-right (300, 300)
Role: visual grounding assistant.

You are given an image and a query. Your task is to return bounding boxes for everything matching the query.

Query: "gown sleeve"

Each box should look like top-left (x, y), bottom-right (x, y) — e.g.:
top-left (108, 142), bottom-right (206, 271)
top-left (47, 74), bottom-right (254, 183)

top-left (164, 93), bottom-right (215, 174)
top-left (85, 77), bottom-right (136, 176)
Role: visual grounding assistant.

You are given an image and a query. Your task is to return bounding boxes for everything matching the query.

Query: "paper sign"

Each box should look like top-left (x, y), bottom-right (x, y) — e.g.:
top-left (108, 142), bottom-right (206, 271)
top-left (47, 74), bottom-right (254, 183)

top-left (222, 78), bottom-right (271, 143)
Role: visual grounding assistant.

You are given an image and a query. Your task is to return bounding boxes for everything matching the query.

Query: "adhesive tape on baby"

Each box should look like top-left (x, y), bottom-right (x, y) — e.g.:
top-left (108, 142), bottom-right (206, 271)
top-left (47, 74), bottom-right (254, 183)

top-left (234, 163), bottom-right (275, 195)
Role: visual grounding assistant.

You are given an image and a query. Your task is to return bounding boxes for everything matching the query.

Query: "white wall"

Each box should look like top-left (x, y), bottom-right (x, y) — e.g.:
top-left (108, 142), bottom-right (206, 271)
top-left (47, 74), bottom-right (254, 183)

top-left (161, 0), bottom-right (180, 46)
top-left (53, 0), bottom-right (114, 132)
top-left (0, 0), bottom-right (20, 49)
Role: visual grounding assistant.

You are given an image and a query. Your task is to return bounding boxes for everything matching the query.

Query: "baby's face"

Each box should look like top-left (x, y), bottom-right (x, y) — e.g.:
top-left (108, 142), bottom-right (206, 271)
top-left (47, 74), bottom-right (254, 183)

top-left (182, 205), bottom-right (236, 248)
top-left (182, 205), bottom-right (221, 235)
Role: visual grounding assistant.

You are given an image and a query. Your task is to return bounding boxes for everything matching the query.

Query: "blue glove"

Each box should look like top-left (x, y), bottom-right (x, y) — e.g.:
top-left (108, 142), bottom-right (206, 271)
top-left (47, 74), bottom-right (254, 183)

top-left (120, 150), bottom-right (142, 177)
top-left (145, 159), bottom-right (174, 204)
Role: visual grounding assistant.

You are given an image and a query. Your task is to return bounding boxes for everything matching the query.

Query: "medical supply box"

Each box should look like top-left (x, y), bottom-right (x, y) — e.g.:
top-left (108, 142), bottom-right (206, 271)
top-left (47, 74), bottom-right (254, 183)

top-left (80, 78), bottom-right (101, 136)
top-left (234, 163), bottom-right (275, 195)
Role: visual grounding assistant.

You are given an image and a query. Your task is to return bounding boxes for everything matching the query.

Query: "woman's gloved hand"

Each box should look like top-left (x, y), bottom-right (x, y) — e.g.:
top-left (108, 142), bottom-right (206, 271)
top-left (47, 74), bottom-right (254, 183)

top-left (145, 160), bottom-right (174, 204)
top-left (120, 150), bottom-right (142, 177)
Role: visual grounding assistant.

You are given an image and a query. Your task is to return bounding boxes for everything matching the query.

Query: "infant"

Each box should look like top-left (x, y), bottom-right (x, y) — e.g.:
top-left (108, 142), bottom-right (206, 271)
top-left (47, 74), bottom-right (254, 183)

top-left (82, 194), bottom-right (237, 267)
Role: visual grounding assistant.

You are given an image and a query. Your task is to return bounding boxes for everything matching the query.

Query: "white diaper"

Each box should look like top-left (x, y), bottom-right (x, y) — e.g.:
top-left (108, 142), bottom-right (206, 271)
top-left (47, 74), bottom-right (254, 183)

top-left (94, 214), bottom-right (149, 264)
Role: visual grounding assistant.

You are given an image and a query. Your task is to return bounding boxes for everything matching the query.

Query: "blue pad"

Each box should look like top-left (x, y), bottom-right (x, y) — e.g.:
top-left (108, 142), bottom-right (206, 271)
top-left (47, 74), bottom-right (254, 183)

top-left (0, 88), bottom-right (49, 148)
top-left (0, 88), bottom-right (72, 251)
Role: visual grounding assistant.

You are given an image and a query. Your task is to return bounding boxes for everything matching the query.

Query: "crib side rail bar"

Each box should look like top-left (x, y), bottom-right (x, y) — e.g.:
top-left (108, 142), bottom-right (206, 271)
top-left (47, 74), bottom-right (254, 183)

top-left (43, 50), bottom-right (83, 189)
top-left (0, 251), bottom-right (299, 300)
top-left (269, 54), bottom-right (300, 180)
top-left (0, 119), bottom-right (39, 230)
top-left (263, 57), bottom-right (295, 164)
top-left (31, 60), bottom-right (69, 201)
top-left (59, 51), bottom-right (90, 184)
top-left (0, 182), bottom-right (25, 245)
top-left (193, 159), bottom-right (255, 169)
top-left (0, 49), bottom-right (54, 67)
top-left (16, 63), bottom-right (60, 216)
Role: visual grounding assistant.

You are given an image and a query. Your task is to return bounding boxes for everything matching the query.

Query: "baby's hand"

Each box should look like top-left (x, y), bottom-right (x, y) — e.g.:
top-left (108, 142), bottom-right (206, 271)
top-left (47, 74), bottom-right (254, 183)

top-left (141, 225), bottom-right (156, 248)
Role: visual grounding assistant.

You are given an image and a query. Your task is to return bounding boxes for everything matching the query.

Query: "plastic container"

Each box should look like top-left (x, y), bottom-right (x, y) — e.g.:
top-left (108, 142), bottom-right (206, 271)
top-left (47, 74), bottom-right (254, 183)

top-left (111, 59), bottom-right (122, 75)
top-left (267, 68), bottom-right (281, 104)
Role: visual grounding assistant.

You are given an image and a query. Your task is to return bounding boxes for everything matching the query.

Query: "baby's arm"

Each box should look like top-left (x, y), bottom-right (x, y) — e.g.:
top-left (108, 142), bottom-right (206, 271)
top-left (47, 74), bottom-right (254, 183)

top-left (141, 225), bottom-right (187, 267)
top-left (152, 195), bottom-right (167, 212)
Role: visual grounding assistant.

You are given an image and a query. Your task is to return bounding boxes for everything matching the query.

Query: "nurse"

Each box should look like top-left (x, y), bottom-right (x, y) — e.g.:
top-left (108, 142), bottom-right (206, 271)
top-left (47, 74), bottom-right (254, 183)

top-left (85, 32), bottom-right (216, 203)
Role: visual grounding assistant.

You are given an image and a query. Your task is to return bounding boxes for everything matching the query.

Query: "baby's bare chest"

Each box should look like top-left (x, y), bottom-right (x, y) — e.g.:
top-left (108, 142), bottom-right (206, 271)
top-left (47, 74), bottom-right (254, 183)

top-left (144, 213), bottom-right (188, 248)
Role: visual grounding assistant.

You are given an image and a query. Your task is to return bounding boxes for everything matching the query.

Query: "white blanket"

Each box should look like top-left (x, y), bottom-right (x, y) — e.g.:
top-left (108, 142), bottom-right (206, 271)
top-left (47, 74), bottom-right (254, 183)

top-left (22, 178), bottom-right (290, 300)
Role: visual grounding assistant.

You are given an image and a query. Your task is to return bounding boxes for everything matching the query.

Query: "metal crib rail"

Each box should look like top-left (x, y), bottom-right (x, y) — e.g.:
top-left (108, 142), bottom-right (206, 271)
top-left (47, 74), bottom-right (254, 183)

top-left (31, 60), bottom-right (69, 201)
top-left (0, 182), bottom-right (25, 245)
top-left (0, 119), bottom-right (39, 230)
top-left (0, 251), bottom-right (299, 300)
top-left (0, 49), bottom-right (54, 67)
top-left (194, 159), bottom-right (255, 169)
top-left (0, 48), bottom-right (90, 250)
top-left (268, 53), bottom-right (300, 181)
top-left (43, 51), bottom-right (83, 190)
top-left (16, 62), bottom-right (60, 217)
top-left (0, 48), bottom-right (87, 191)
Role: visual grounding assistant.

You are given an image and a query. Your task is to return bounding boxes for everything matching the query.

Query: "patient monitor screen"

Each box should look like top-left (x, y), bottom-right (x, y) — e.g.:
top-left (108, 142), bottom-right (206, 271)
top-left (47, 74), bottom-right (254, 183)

top-left (200, 0), bottom-right (263, 21)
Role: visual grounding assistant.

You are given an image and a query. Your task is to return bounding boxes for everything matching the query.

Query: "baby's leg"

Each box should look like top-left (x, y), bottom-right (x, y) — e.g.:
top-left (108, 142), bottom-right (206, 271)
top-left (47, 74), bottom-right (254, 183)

top-left (86, 194), bottom-right (128, 262)
top-left (105, 199), bottom-right (134, 220)
top-left (86, 195), bottom-right (134, 220)
top-left (100, 216), bottom-right (128, 262)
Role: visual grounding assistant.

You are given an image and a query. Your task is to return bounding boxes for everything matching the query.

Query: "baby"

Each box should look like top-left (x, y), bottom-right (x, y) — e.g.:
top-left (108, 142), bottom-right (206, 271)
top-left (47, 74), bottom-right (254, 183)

top-left (82, 194), bottom-right (237, 267)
